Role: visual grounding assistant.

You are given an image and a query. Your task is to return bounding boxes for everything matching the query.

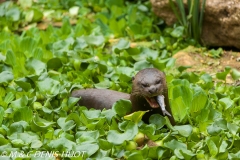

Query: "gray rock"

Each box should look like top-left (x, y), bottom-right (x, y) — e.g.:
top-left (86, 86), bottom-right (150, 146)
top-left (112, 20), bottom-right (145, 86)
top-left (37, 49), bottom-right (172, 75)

top-left (150, 0), bottom-right (240, 49)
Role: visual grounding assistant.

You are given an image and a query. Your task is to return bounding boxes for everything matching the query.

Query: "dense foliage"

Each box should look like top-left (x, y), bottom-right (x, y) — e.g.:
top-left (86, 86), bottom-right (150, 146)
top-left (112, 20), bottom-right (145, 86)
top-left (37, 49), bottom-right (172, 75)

top-left (0, 0), bottom-right (240, 159)
top-left (169, 0), bottom-right (206, 43)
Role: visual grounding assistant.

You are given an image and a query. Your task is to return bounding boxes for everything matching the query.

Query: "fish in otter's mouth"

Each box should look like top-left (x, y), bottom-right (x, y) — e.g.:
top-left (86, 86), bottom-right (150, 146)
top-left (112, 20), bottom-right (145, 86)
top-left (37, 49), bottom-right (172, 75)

top-left (145, 95), bottom-right (172, 117)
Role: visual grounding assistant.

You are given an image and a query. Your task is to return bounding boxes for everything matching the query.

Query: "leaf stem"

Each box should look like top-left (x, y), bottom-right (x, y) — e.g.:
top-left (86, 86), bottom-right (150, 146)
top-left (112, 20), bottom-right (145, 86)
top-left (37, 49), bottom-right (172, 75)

top-left (228, 134), bottom-right (235, 149)
top-left (162, 130), bottom-right (172, 142)
top-left (187, 114), bottom-right (193, 126)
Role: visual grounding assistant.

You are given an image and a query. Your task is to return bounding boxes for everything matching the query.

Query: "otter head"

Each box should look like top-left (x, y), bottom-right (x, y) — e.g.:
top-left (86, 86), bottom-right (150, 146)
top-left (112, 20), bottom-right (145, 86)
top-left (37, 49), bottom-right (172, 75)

top-left (131, 68), bottom-right (166, 109)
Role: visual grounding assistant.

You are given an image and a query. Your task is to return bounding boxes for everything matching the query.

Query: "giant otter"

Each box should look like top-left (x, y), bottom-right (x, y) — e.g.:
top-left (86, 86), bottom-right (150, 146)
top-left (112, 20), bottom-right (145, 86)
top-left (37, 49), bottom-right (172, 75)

top-left (71, 68), bottom-right (175, 125)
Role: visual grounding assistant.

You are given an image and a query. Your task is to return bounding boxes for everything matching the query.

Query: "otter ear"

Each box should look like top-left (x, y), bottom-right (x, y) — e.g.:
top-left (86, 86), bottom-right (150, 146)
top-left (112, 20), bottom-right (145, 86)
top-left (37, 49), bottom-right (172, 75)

top-left (132, 76), bottom-right (135, 81)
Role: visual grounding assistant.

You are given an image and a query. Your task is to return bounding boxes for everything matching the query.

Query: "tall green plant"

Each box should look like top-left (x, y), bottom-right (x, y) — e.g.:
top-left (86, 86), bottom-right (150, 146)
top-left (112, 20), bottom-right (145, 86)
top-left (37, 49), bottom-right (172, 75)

top-left (169, 0), bottom-right (206, 43)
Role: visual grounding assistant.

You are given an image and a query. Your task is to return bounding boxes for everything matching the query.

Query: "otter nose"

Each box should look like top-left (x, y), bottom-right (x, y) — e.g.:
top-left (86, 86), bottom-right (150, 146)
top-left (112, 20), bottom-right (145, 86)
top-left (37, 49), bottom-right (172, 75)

top-left (148, 86), bottom-right (157, 94)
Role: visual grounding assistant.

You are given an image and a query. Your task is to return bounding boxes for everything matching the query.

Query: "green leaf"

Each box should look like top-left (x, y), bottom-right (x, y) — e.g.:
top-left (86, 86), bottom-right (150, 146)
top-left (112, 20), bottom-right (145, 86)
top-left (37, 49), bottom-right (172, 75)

top-left (190, 86), bottom-right (208, 113)
top-left (94, 80), bottom-right (111, 89)
top-left (170, 26), bottom-right (184, 38)
top-left (9, 121), bottom-right (29, 134)
top-left (76, 131), bottom-right (99, 140)
top-left (0, 87), bottom-right (6, 98)
top-left (180, 72), bottom-right (199, 83)
top-left (31, 139), bottom-right (43, 149)
top-left (60, 18), bottom-right (71, 35)
top-left (149, 114), bottom-right (166, 129)
top-left (66, 113), bottom-right (81, 126)
top-left (219, 97), bottom-right (234, 110)
top-left (178, 66), bottom-right (191, 73)
top-left (37, 78), bottom-right (60, 96)
top-left (0, 71), bottom-right (14, 84)
top-left (0, 53), bottom-right (6, 61)
top-left (53, 38), bottom-right (73, 54)
top-left (82, 110), bottom-right (101, 120)
top-left (134, 60), bottom-right (152, 71)
top-left (233, 86), bottom-right (240, 96)
top-left (47, 58), bottom-right (62, 70)
top-left (99, 139), bottom-right (113, 150)
top-left (68, 97), bottom-right (80, 109)
top-left (57, 117), bottom-right (76, 131)
top-left (14, 107), bottom-right (33, 122)
top-left (215, 119), bottom-right (227, 130)
top-left (166, 58), bottom-right (175, 68)
top-left (76, 135), bottom-right (97, 144)
top-left (69, 6), bottom-right (79, 16)
top-left (206, 137), bottom-right (218, 157)
top-left (0, 144), bottom-right (16, 153)
top-left (31, 8), bottom-right (43, 22)
top-left (20, 37), bottom-right (38, 55)
top-left (126, 47), bottom-right (140, 55)
top-left (171, 80), bottom-right (193, 109)
top-left (229, 151), bottom-right (240, 159)
top-left (216, 66), bottom-right (231, 81)
top-left (101, 109), bottom-right (116, 123)
top-left (109, 18), bottom-right (126, 37)
top-left (42, 99), bottom-right (53, 114)
top-left (75, 143), bottom-right (99, 157)
top-left (0, 137), bottom-right (9, 146)
top-left (171, 96), bottom-right (187, 122)
top-left (112, 39), bottom-right (130, 53)
top-left (107, 121), bottom-right (138, 145)
top-left (231, 68), bottom-right (240, 80)
top-left (10, 132), bottom-right (39, 145)
top-left (106, 0), bottom-right (124, 7)
top-left (208, 48), bottom-right (223, 58)
top-left (127, 152), bottom-right (144, 160)
top-left (200, 73), bottom-right (213, 89)
top-left (6, 7), bottom-right (20, 21)
top-left (227, 122), bottom-right (239, 135)
top-left (31, 115), bottom-right (55, 132)
top-left (124, 111), bottom-right (149, 123)
top-left (48, 136), bottom-right (75, 151)
top-left (4, 92), bottom-right (15, 104)
top-left (11, 139), bottom-right (25, 148)
top-left (132, 48), bottom-right (158, 61)
top-left (5, 50), bottom-right (16, 67)
top-left (174, 125), bottom-right (192, 137)
top-left (0, 107), bottom-right (4, 125)
top-left (15, 78), bottom-right (32, 91)
top-left (26, 58), bottom-right (46, 75)
top-left (19, 0), bottom-right (32, 9)
top-left (10, 96), bottom-right (28, 110)
top-left (138, 4), bottom-right (148, 12)
top-left (74, 37), bottom-right (88, 50)
top-left (84, 35), bottom-right (105, 46)
top-left (207, 123), bottom-right (222, 135)
top-left (219, 141), bottom-right (228, 154)
top-left (179, 149), bottom-right (196, 160)
top-left (116, 67), bottom-right (134, 82)
top-left (164, 139), bottom-right (187, 150)
top-left (113, 99), bottom-right (132, 117)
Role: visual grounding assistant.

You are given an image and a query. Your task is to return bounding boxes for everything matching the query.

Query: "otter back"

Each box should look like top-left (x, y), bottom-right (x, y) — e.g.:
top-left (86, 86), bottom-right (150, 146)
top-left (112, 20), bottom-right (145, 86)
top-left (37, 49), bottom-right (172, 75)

top-left (71, 88), bottom-right (130, 109)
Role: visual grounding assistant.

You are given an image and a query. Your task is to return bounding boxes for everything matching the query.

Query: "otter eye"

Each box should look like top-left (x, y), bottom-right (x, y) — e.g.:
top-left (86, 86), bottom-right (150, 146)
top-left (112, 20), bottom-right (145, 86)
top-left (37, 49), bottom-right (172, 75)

top-left (141, 83), bottom-right (149, 87)
top-left (155, 79), bottom-right (161, 84)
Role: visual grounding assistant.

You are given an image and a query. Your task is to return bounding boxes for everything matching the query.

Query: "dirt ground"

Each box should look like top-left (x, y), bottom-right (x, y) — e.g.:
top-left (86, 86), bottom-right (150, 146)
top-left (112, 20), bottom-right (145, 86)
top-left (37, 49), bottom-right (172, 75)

top-left (173, 46), bottom-right (240, 84)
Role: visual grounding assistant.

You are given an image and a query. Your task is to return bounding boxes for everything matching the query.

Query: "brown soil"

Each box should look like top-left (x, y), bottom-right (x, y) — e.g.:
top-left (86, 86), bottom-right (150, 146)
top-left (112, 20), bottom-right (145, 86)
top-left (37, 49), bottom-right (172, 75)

top-left (173, 46), bottom-right (240, 83)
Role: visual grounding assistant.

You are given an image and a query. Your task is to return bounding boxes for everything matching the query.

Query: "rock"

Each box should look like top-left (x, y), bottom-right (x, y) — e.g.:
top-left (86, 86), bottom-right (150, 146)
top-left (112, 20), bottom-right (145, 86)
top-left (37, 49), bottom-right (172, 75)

top-left (173, 51), bottom-right (197, 67)
top-left (150, 0), bottom-right (240, 49)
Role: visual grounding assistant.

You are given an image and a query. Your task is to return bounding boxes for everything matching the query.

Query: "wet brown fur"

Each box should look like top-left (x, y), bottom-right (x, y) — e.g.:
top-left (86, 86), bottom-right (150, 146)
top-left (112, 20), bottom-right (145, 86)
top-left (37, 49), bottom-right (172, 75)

top-left (71, 68), bottom-right (175, 125)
